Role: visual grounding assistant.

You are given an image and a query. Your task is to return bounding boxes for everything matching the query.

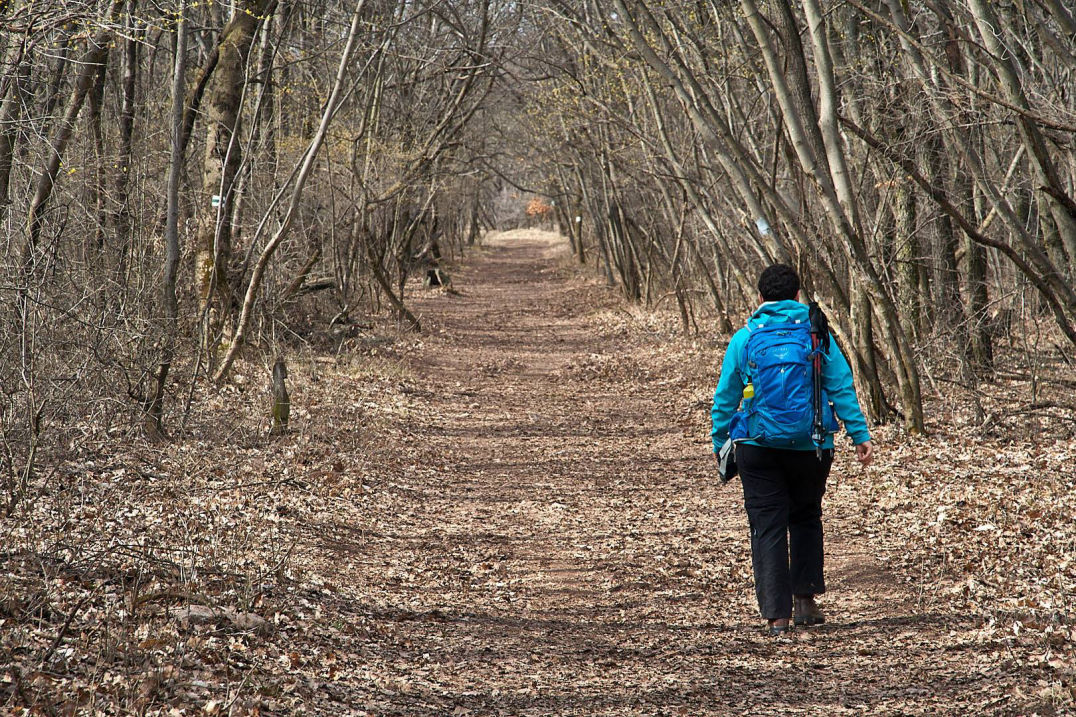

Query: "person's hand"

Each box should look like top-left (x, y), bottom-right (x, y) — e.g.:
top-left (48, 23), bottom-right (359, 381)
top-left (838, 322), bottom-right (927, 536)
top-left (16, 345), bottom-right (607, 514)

top-left (855, 440), bottom-right (874, 467)
top-left (713, 452), bottom-right (721, 470)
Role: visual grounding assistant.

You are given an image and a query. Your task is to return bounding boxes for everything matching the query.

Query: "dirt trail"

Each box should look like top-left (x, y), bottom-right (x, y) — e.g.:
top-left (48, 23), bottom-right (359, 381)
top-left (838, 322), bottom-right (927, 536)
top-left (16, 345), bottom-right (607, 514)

top-left (306, 230), bottom-right (998, 715)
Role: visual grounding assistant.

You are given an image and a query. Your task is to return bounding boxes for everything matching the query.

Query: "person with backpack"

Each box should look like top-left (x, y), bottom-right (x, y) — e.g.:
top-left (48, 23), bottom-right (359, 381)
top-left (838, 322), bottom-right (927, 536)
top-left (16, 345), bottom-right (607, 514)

top-left (711, 264), bottom-right (873, 636)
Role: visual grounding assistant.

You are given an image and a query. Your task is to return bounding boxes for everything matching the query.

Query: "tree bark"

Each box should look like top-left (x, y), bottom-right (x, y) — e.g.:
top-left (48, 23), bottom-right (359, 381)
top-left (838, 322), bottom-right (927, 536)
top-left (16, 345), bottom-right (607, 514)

top-left (113, 0), bottom-right (139, 276)
top-left (0, 36), bottom-right (28, 222)
top-left (87, 49), bottom-right (108, 252)
top-left (144, 0), bottom-right (189, 441)
top-left (194, 0), bottom-right (272, 345)
top-left (923, 132), bottom-right (965, 330)
top-left (893, 177), bottom-right (921, 341)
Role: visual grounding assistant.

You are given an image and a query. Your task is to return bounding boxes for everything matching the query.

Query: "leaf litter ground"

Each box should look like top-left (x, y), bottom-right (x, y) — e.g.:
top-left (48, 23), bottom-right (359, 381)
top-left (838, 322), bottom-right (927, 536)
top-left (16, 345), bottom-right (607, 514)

top-left (1, 230), bottom-right (1073, 715)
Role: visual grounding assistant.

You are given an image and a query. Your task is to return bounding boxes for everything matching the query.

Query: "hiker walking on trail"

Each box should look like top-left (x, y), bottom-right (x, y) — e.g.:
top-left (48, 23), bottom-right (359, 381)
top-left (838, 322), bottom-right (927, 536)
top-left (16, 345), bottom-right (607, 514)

top-left (711, 264), bottom-right (873, 636)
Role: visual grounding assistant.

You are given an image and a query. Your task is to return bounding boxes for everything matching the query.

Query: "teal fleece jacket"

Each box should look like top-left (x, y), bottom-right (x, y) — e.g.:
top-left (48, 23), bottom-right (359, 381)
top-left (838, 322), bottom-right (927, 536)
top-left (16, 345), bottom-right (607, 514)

top-left (710, 300), bottom-right (872, 453)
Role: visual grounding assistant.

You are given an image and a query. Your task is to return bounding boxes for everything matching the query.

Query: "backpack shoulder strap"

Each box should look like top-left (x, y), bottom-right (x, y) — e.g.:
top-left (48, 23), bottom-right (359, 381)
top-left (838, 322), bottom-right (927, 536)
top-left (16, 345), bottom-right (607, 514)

top-left (740, 322), bottom-right (756, 380)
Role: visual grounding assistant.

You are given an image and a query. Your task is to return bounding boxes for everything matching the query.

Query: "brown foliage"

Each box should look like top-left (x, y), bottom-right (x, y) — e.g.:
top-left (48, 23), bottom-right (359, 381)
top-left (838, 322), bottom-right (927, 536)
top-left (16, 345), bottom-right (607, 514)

top-left (1, 232), bottom-right (1071, 714)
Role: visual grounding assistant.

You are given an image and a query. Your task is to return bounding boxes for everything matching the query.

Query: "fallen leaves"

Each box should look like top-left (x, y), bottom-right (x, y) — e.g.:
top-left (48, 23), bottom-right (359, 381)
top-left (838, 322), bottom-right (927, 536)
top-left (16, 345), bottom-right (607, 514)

top-left (1, 232), bottom-right (1074, 714)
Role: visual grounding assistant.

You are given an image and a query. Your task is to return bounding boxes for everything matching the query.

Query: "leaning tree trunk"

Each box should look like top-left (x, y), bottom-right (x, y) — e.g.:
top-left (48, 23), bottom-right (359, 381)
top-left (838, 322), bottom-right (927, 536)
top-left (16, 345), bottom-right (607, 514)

top-left (611, 0), bottom-right (797, 267)
top-left (193, 0), bottom-right (272, 349)
top-left (213, 1), bottom-right (369, 380)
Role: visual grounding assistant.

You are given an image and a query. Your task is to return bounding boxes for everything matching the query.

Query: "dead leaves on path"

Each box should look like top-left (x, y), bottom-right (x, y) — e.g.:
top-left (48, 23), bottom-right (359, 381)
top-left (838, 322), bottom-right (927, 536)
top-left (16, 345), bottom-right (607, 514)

top-left (1, 259), bottom-right (1074, 714)
top-left (854, 426), bottom-right (1076, 708)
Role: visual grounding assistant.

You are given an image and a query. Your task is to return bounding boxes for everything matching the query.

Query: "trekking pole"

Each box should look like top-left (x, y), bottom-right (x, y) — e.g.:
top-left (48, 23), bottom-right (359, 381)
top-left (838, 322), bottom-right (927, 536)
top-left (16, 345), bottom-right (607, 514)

top-left (808, 303), bottom-right (828, 460)
top-left (811, 334), bottom-right (823, 459)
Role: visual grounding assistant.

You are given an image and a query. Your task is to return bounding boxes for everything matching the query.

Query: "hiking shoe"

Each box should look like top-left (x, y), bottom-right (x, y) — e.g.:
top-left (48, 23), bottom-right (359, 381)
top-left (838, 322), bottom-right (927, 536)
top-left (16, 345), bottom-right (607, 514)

top-left (793, 596), bottom-right (825, 626)
top-left (766, 619), bottom-right (792, 636)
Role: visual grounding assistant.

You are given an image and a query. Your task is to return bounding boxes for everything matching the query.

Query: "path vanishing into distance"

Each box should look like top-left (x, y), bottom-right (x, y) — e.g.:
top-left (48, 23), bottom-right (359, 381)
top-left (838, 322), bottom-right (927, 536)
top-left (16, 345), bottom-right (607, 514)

top-left (295, 230), bottom-right (1014, 715)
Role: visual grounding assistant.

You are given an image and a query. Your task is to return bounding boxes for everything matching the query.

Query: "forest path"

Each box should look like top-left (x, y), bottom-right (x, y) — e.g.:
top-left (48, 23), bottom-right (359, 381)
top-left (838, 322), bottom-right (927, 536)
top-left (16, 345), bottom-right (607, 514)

top-left (310, 230), bottom-right (987, 715)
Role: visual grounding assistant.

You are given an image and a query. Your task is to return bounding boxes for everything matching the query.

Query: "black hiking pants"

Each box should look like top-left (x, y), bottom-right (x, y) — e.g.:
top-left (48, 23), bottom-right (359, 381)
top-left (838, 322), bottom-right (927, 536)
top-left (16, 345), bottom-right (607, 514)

top-left (737, 444), bottom-right (833, 620)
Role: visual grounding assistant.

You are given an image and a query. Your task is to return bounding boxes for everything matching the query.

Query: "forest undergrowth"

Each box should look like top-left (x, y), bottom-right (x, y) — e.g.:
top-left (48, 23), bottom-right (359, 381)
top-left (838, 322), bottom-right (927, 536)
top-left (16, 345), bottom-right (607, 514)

top-left (1, 231), bottom-right (1073, 715)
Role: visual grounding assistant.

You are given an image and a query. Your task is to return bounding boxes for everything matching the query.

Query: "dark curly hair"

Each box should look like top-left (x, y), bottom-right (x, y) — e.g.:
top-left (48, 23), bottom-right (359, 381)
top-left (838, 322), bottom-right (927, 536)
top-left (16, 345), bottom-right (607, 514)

top-left (758, 264), bottom-right (800, 301)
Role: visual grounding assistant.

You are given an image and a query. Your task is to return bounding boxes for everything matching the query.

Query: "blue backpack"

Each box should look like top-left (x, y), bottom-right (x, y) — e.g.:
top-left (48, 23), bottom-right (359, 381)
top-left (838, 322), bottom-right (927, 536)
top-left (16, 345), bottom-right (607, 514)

top-left (728, 322), bottom-right (837, 448)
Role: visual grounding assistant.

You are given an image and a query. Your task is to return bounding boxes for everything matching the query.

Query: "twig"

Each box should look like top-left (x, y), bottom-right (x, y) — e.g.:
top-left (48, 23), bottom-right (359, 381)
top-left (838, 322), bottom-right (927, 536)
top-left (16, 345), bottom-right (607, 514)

top-left (1005, 402), bottom-right (1076, 423)
top-left (134, 589), bottom-right (214, 608)
top-left (222, 667), bottom-right (255, 713)
top-left (39, 590), bottom-right (95, 668)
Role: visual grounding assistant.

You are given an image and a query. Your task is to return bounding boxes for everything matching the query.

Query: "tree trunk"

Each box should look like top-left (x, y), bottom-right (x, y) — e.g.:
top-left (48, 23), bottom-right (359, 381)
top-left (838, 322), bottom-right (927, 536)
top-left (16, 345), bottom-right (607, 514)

top-left (851, 280), bottom-right (887, 422)
top-left (213, 1), bottom-right (374, 380)
top-left (0, 38), bottom-right (28, 222)
top-left (964, 175), bottom-right (993, 371)
top-left (87, 52), bottom-right (108, 252)
top-left (893, 178), bottom-right (920, 341)
top-left (924, 133), bottom-right (964, 331)
top-left (145, 0), bottom-right (189, 441)
top-left (193, 0), bottom-right (272, 345)
top-left (113, 0), bottom-right (139, 277)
